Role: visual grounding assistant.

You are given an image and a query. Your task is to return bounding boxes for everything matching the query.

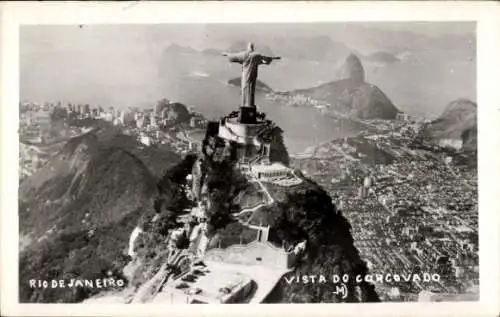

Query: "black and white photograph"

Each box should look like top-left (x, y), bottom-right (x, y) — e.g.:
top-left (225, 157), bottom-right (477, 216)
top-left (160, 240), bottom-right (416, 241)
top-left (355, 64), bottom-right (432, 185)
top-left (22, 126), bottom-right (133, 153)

top-left (2, 2), bottom-right (500, 317)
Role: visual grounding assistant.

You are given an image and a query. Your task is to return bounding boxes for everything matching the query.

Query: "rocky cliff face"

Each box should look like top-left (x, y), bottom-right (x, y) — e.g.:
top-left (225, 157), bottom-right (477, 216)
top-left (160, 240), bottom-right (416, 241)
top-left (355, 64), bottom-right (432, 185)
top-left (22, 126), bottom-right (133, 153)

top-left (339, 53), bottom-right (365, 86)
top-left (423, 98), bottom-right (477, 150)
top-left (156, 99), bottom-right (191, 123)
top-left (268, 126), bottom-right (290, 166)
top-left (461, 125), bottom-right (477, 152)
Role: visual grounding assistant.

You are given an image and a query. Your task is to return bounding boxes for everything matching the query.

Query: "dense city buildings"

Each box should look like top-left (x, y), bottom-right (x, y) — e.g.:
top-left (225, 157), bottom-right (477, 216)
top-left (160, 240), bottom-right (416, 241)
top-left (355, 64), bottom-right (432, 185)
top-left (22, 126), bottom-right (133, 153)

top-left (18, 100), bottom-right (208, 181)
top-left (292, 118), bottom-right (478, 301)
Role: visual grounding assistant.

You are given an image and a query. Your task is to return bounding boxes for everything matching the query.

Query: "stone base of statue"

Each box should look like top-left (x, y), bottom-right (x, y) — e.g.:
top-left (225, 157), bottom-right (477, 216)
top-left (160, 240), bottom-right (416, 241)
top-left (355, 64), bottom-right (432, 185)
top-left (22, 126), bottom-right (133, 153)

top-left (218, 109), bottom-right (266, 145)
top-left (217, 106), bottom-right (274, 165)
top-left (238, 106), bottom-right (257, 124)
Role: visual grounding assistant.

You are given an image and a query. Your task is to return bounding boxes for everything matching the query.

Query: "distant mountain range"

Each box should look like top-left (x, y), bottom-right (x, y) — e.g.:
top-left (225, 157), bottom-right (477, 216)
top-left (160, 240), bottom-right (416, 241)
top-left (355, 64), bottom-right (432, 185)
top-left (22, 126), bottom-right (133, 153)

top-left (362, 51), bottom-right (400, 64)
top-left (164, 43), bottom-right (198, 55)
top-left (226, 40), bottom-right (275, 57)
top-left (165, 38), bottom-right (401, 65)
top-left (198, 24), bottom-right (475, 58)
top-left (161, 23), bottom-right (474, 64)
top-left (269, 36), bottom-right (353, 61)
top-left (227, 77), bottom-right (273, 93)
top-left (200, 48), bottom-right (223, 56)
top-left (168, 42), bottom-right (277, 58)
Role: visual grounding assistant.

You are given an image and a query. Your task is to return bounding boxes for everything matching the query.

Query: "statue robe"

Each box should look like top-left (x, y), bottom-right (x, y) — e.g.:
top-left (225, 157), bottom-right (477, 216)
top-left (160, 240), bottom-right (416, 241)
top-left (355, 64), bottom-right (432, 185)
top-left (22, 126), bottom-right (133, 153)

top-left (227, 51), bottom-right (274, 108)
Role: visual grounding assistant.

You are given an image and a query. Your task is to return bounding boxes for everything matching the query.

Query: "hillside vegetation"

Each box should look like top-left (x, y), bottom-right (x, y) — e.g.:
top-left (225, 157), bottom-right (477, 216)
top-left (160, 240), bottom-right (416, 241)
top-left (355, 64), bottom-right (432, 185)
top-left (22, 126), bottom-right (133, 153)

top-left (19, 127), bottom-right (180, 303)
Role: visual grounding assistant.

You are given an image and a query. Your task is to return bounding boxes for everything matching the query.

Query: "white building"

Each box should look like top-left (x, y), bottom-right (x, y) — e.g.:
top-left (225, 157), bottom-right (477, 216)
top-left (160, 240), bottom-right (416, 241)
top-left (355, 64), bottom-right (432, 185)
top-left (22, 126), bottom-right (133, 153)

top-left (190, 201), bottom-right (207, 221)
top-left (190, 117), bottom-right (203, 128)
top-left (439, 138), bottom-right (463, 150)
top-left (136, 116), bottom-right (145, 129)
top-left (100, 112), bottom-right (114, 122)
top-left (140, 134), bottom-right (152, 146)
top-left (134, 112), bottom-right (141, 122)
top-left (250, 162), bottom-right (291, 181)
top-left (120, 111), bottom-right (126, 125)
top-left (396, 112), bottom-right (412, 122)
top-left (387, 287), bottom-right (401, 300)
top-left (363, 176), bottom-right (373, 188)
top-left (150, 112), bottom-right (157, 127)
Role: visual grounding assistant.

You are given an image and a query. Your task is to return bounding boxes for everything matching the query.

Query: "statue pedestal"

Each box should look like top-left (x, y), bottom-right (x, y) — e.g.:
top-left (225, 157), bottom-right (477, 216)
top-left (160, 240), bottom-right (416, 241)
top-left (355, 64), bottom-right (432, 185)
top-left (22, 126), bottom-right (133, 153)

top-left (238, 106), bottom-right (257, 124)
top-left (217, 106), bottom-right (273, 166)
top-left (218, 117), bottom-right (266, 145)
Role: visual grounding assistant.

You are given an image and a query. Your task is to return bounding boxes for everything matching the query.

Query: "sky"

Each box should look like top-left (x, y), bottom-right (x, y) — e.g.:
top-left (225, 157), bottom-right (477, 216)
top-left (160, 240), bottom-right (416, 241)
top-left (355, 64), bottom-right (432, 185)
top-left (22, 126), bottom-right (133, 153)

top-left (359, 21), bottom-right (475, 37)
top-left (20, 22), bottom-right (475, 53)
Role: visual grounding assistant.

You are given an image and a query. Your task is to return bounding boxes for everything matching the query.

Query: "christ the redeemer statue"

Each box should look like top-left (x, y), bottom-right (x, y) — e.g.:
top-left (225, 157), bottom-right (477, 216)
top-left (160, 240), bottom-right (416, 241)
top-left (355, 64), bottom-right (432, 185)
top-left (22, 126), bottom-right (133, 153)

top-left (222, 42), bottom-right (281, 109)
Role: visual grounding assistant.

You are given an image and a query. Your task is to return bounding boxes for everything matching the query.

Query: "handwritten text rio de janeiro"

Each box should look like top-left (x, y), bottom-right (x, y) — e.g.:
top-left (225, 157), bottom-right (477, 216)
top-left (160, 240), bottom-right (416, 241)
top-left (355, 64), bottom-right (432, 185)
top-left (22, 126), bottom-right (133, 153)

top-left (29, 278), bottom-right (125, 289)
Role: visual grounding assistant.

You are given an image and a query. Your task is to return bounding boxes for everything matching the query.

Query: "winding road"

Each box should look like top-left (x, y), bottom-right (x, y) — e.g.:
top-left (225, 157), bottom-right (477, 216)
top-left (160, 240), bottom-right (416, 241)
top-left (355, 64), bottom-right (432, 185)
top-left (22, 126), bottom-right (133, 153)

top-left (233, 179), bottom-right (275, 229)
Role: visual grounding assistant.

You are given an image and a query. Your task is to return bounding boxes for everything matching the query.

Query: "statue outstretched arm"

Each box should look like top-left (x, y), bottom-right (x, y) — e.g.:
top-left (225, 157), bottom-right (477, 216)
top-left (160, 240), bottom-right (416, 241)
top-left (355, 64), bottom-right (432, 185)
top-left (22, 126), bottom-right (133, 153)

top-left (260, 55), bottom-right (281, 65)
top-left (222, 51), bottom-right (246, 64)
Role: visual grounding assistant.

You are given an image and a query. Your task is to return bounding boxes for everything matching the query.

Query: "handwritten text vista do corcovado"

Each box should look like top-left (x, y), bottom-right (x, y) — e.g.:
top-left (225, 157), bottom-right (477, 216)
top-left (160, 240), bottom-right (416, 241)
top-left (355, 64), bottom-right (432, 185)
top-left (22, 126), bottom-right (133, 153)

top-left (284, 273), bottom-right (441, 285)
top-left (284, 273), bottom-right (441, 299)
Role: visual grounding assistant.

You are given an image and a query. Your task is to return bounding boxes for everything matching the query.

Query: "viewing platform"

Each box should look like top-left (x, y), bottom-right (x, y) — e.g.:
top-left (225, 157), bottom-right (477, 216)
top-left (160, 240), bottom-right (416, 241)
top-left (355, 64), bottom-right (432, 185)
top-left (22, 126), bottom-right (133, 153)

top-left (218, 117), bottom-right (268, 145)
top-left (217, 106), bottom-right (270, 146)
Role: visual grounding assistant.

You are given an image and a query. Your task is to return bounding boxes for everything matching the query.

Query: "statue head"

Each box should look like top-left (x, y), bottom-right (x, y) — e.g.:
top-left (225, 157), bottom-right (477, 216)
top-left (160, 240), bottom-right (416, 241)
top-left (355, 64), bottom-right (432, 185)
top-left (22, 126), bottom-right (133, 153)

top-left (247, 42), bottom-right (255, 52)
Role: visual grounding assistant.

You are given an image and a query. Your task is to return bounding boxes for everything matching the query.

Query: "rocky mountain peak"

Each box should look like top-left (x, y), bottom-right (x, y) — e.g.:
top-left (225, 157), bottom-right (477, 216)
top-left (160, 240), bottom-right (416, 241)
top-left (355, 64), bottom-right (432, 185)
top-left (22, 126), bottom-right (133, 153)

top-left (339, 53), bottom-right (365, 86)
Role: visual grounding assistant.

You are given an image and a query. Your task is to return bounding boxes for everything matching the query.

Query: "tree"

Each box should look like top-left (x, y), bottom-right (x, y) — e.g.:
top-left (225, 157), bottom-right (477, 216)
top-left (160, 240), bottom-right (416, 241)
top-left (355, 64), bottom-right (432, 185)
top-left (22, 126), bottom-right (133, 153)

top-left (152, 154), bottom-right (198, 231)
top-left (150, 205), bottom-right (180, 235)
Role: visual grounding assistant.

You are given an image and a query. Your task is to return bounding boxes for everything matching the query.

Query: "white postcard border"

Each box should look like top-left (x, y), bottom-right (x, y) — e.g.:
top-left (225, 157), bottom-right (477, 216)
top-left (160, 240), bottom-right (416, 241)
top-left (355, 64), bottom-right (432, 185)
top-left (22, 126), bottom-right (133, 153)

top-left (1, 1), bottom-right (499, 317)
